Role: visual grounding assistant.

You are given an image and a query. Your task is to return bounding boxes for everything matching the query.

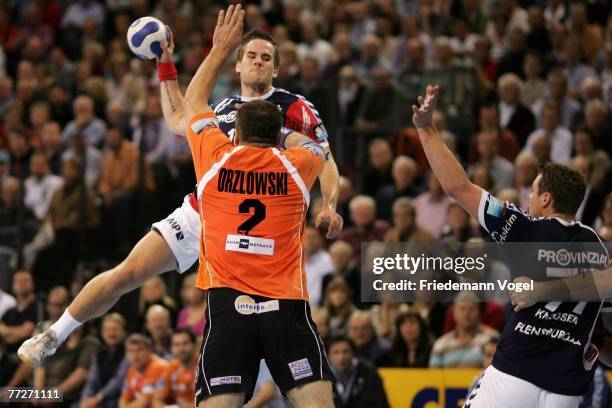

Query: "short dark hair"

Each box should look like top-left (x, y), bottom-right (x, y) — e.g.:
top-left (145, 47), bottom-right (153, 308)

top-left (172, 328), bottom-right (195, 343)
top-left (236, 100), bottom-right (282, 146)
top-left (327, 334), bottom-right (356, 353)
top-left (125, 333), bottom-right (152, 349)
top-left (538, 163), bottom-right (586, 216)
top-left (237, 29), bottom-right (280, 68)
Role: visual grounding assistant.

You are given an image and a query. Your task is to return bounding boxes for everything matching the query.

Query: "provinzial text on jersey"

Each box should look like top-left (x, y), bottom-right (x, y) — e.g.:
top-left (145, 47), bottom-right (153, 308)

top-left (217, 168), bottom-right (288, 196)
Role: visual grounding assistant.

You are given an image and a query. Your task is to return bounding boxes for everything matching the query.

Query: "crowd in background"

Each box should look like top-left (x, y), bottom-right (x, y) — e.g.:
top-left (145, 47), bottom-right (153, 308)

top-left (0, 0), bottom-right (611, 407)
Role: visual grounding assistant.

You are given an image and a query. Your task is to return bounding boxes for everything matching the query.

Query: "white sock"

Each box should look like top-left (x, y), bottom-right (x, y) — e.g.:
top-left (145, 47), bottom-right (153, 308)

top-left (49, 310), bottom-right (82, 344)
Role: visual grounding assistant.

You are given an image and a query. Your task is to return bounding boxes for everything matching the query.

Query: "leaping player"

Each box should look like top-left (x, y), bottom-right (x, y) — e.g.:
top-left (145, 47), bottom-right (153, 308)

top-left (18, 4), bottom-right (341, 372)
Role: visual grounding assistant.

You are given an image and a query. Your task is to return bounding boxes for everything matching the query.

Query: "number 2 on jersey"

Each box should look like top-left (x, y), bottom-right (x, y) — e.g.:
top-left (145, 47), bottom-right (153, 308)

top-left (238, 199), bottom-right (266, 235)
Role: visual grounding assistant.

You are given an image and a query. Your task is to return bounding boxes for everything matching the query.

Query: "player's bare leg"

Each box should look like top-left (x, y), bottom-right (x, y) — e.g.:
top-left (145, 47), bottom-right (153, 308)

top-left (287, 380), bottom-right (334, 407)
top-left (18, 231), bottom-right (176, 365)
top-left (198, 393), bottom-right (244, 408)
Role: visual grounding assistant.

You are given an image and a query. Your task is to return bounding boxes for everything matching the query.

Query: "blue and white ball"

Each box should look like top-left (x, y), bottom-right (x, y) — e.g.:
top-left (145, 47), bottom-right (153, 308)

top-left (127, 16), bottom-right (169, 60)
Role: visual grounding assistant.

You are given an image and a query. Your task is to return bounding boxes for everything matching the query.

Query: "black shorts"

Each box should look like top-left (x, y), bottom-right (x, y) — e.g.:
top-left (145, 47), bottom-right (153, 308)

top-left (194, 288), bottom-right (334, 404)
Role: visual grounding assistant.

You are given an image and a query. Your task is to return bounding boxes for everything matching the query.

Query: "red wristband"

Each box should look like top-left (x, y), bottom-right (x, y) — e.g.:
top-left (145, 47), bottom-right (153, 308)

top-left (157, 60), bottom-right (178, 81)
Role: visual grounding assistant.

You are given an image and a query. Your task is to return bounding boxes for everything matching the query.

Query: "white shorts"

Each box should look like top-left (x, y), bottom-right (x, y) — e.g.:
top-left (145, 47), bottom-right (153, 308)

top-left (151, 195), bottom-right (201, 273)
top-left (465, 365), bottom-right (581, 408)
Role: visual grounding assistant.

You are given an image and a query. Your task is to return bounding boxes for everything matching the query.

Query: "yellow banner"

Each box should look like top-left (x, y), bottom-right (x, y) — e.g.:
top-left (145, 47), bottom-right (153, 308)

top-left (379, 368), bottom-right (483, 408)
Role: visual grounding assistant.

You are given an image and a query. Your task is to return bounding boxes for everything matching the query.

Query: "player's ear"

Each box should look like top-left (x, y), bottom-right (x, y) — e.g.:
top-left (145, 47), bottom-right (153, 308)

top-left (235, 59), bottom-right (241, 75)
top-left (542, 192), bottom-right (553, 209)
top-left (272, 66), bottom-right (278, 78)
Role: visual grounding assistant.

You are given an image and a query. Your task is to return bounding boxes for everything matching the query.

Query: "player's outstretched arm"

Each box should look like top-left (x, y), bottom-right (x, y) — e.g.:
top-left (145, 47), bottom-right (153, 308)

top-left (412, 85), bottom-right (483, 219)
top-left (512, 268), bottom-right (612, 311)
top-left (157, 27), bottom-right (186, 136)
top-left (184, 4), bottom-right (244, 121)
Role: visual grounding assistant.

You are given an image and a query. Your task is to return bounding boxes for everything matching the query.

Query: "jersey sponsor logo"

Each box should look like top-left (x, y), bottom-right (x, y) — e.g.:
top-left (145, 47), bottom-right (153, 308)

top-left (490, 214), bottom-right (517, 243)
top-left (486, 196), bottom-right (504, 217)
top-left (537, 249), bottom-right (608, 267)
top-left (514, 321), bottom-right (581, 345)
top-left (288, 358), bottom-right (313, 380)
top-left (234, 295), bottom-right (279, 315)
top-left (210, 376), bottom-right (241, 386)
top-left (226, 234), bottom-right (275, 256)
top-left (217, 110), bottom-right (237, 124)
top-left (217, 168), bottom-right (288, 196)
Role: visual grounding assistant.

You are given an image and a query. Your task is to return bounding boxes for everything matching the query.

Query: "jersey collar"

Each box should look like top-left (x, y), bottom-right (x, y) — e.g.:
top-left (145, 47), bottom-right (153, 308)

top-left (240, 87), bottom-right (275, 102)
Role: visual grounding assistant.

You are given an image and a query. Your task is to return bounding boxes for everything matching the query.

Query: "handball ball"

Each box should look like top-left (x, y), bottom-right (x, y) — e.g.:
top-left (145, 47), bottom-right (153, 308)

top-left (127, 16), bottom-right (169, 60)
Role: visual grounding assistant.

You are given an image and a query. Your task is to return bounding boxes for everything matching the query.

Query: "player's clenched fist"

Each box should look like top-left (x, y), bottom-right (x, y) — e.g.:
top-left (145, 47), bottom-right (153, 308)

top-left (212, 4), bottom-right (245, 54)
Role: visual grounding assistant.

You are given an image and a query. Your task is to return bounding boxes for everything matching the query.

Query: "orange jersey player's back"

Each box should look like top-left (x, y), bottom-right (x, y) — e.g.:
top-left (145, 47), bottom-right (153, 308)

top-left (187, 112), bottom-right (324, 301)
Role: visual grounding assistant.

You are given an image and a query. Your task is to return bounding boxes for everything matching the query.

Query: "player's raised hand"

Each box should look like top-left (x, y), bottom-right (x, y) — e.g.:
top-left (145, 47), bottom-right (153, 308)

top-left (316, 207), bottom-right (344, 239)
top-left (412, 85), bottom-right (439, 129)
top-left (212, 4), bottom-right (245, 54)
top-left (157, 25), bottom-right (175, 63)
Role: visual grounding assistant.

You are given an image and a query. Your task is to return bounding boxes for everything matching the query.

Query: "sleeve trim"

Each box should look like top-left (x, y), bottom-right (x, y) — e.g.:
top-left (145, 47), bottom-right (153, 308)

top-left (478, 190), bottom-right (489, 233)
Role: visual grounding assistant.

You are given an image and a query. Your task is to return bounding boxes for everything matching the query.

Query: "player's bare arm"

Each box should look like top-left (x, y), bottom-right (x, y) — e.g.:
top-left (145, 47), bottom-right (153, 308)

top-left (184, 4), bottom-right (244, 119)
top-left (157, 26), bottom-right (186, 136)
top-left (316, 149), bottom-right (343, 239)
top-left (412, 85), bottom-right (483, 219)
top-left (512, 266), bottom-right (612, 311)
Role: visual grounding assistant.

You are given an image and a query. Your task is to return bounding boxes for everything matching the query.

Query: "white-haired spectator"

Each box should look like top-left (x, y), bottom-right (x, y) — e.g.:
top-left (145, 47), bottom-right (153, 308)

top-left (514, 152), bottom-right (539, 211)
top-left (338, 195), bottom-right (389, 264)
top-left (62, 95), bottom-right (107, 149)
top-left (347, 310), bottom-right (392, 367)
top-left (375, 156), bottom-right (422, 221)
top-left (523, 102), bottom-right (572, 164)
top-left (497, 73), bottom-right (536, 145)
top-left (469, 130), bottom-right (515, 190)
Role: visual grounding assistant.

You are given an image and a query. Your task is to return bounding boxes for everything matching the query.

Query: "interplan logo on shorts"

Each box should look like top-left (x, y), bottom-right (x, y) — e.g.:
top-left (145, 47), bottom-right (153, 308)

top-left (288, 358), bottom-right (313, 380)
top-left (234, 295), bottom-right (279, 315)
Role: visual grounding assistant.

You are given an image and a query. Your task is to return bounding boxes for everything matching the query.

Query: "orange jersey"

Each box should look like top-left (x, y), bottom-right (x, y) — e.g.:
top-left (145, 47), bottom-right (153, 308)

top-left (121, 355), bottom-right (168, 401)
top-left (155, 359), bottom-right (196, 404)
top-left (187, 112), bottom-right (324, 300)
